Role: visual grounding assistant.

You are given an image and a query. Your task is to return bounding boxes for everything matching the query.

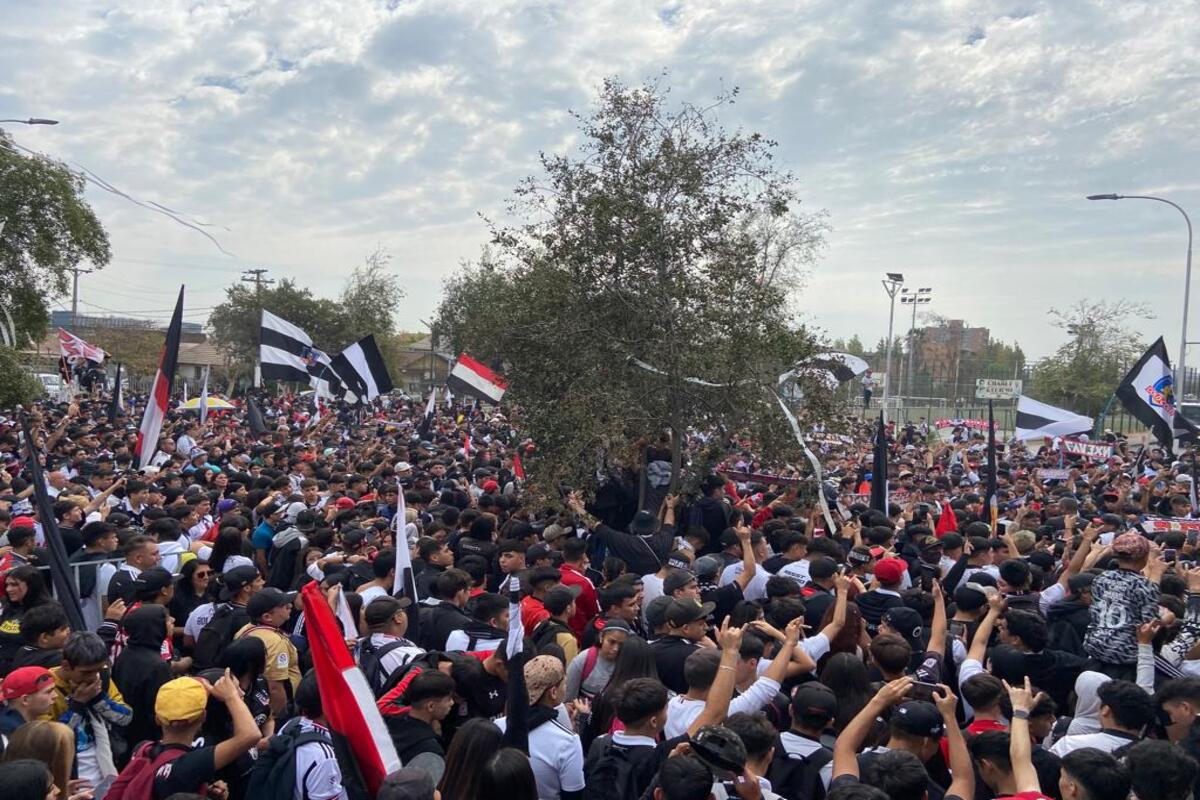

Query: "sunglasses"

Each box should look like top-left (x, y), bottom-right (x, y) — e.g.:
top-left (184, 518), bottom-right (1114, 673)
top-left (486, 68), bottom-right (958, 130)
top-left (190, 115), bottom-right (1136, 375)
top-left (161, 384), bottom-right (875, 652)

top-left (194, 571), bottom-right (213, 579)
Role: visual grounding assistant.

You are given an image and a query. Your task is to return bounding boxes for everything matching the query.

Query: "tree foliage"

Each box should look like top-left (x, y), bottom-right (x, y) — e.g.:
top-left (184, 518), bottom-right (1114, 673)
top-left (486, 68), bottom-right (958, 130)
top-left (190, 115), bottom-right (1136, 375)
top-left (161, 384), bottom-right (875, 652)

top-left (77, 327), bottom-right (167, 383)
top-left (0, 130), bottom-right (111, 345)
top-left (1030, 299), bottom-right (1153, 416)
top-left (208, 248), bottom-right (405, 382)
top-left (436, 78), bottom-right (829, 493)
top-left (0, 346), bottom-right (44, 408)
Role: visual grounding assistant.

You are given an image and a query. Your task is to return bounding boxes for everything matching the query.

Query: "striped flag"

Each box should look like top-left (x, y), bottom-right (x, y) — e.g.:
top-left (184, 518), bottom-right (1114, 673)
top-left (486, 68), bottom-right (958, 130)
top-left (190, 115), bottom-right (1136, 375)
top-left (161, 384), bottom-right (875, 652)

top-left (259, 309), bottom-right (340, 395)
top-left (135, 287), bottom-right (184, 470)
top-left (447, 353), bottom-right (506, 404)
top-left (198, 366), bottom-right (210, 426)
top-left (300, 581), bottom-right (401, 795)
top-left (328, 335), bottom-right (394, 404)
top-left (1115, 337), bottom-right (1200, 451)
top-left (417, 387), bottom-right (437, 439)
top-left (391, 498), bottom-right (420, 639)
top-left (1014, 395), bottom-right (1093, 441)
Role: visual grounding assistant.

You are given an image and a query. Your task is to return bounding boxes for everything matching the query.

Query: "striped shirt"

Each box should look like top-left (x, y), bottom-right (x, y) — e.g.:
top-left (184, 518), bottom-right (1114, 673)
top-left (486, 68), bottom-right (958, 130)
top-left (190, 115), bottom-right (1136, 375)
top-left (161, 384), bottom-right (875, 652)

top-left (282, 718), bottom-right (348, 800)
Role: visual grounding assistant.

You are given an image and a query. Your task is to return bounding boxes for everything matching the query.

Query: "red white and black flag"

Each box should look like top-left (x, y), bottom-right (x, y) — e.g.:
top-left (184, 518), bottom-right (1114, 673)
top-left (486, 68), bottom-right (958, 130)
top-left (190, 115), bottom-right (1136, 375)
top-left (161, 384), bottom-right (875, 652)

top-left (135, 287), bottom-right (184, 470)
top-left (447, 353), bottom-right (506, 404)
top-left (301, 581), bottom-right (400, 795)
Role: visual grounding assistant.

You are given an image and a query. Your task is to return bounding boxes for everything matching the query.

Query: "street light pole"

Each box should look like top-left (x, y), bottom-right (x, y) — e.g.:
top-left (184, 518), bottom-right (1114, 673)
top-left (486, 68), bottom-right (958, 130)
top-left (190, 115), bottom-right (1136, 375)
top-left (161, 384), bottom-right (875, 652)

top-left (900, 287), bottom-right (932, 401)
top-left (881, 273), bottom-right (905, 417)
top-left (1088, 193), bottom-right (1194, 398)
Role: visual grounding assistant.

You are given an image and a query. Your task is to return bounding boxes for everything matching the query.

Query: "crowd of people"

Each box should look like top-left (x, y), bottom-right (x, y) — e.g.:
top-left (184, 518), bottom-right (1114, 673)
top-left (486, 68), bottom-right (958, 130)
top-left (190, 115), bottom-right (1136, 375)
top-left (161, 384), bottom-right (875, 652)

top-left (1, 390), bottom-right (1199, 800)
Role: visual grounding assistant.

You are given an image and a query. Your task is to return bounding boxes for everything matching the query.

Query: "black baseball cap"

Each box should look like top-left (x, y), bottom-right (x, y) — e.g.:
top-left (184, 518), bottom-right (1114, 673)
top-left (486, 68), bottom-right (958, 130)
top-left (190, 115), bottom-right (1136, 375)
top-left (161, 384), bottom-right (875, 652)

top-left (893, 701), bottom-right (945, 737)
top-left (247, 588), bottom-right (293, 620)
top-left (663, 568), bottom-right (697, 596)
top-left (791, 682), bottom-right (838, 721)
top-left (666, 599), bottom-right (715, 627)
top-left (882, 607), bottom-right (925, 649)
top-left (219, 565), bottom-right (260, 601)
top-left (543, 584), bottom-right (581, 615)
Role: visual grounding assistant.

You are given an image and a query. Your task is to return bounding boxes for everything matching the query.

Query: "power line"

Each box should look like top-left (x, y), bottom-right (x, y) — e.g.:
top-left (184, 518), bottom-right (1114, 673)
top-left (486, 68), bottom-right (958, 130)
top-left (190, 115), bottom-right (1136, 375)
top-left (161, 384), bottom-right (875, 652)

top-left (242, 268), bottom-right (274, 294)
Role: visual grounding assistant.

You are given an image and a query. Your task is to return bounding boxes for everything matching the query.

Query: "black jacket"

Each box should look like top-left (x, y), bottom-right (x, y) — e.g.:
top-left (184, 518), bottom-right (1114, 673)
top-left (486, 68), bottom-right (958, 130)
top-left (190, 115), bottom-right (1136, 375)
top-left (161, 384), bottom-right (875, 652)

top-left (386, 713), bottom-right (443, 763)
top-left (112, 604), bottom-right (173, 747)
top-left (591, 522), bottom-right (675, 576)
top-left (418, 602), bottom-right (471, 651)
top-left (650, 635), bottom-right (700, 695)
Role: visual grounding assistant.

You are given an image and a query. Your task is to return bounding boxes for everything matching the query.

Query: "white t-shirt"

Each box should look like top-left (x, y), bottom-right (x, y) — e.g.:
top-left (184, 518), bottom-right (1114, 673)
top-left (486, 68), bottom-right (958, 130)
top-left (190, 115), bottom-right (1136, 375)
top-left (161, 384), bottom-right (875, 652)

top-left (496, 706), bottom-right (584, 799)
top-left (777, 559), bottom-right (811, 586)
top-left (358, 585), bottom-right (389, 607)
top-left (719, 562), bottom-right (770, 601)
top-left (185, 602), bottom-right (216, 640)
top-left (285, 718), bottom-right (348, 800)
top-left (664, 676), bottom-right (782, 739)
top-left (1049, 731), bottom-right (1138, 757)
top-left (642, 573), bottom-right (665, 617)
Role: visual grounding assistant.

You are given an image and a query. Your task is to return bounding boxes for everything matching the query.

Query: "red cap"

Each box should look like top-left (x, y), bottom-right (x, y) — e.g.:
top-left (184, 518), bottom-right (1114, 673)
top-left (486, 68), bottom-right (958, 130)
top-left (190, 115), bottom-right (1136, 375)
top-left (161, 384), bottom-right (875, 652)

top-left (2, 666), bottom-right (53, 700)
top-left (334, 497), bottom-right (355, 510)
top-left (10, 516), bottom-right (36, 529)
top-left (874, 557), bottom-right (908, 585)
top-left (482, 480), bottom-right (500, 493)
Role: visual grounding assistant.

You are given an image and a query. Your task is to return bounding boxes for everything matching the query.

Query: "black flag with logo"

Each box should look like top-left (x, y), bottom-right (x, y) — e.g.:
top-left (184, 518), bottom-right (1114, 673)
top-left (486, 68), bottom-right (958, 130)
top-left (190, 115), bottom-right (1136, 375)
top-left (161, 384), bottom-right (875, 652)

top-left (871, 412), bottom-right (888, 513)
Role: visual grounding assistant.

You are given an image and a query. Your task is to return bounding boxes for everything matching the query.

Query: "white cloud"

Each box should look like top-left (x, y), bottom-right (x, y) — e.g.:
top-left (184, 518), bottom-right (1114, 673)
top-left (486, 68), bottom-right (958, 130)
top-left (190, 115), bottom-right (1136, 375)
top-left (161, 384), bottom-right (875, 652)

top-left (3, 0), bottom-right (1198, 357)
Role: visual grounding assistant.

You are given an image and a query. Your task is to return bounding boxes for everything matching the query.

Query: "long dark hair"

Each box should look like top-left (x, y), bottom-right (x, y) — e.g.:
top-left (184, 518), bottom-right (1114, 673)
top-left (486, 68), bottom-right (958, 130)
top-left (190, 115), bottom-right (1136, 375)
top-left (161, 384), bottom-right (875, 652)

top-left (587, 635), bottom-right (657, 742)
top-left (4, 566), bottom-right (51, 612)
top-left (207, 527), bottom-right (247, 573)
top-left (478, 748), bottom-right (537, 800)
top-left (2, 758), bottom-right (53, 800)
top-left (819, 652), bottom-right (873, 734)
top-left (438, 718), bottom-right (504, 800)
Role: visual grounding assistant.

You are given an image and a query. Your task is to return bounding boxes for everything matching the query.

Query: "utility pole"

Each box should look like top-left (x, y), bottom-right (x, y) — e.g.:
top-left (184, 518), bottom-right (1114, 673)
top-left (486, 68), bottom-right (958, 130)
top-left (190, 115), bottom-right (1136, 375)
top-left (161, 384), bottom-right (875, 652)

top-left (70, 266), bottom-right (94, 329)
top-left (241, 268), bottom-right (274, 294)
top-left (900, 287), bottom-right (933, 401)
top-left (881, 273), bottom-right (905, 418)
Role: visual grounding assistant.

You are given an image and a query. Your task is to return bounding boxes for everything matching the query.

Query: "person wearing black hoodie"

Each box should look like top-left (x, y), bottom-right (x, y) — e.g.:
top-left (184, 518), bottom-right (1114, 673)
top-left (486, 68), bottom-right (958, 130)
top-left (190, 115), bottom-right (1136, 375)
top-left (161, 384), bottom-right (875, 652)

top-left (385, 670), bottom-right (456, 785)
top-left (112, 604), bottom-right (174, 747)
top-left (1046, 573), bottom-right (1095, 656)
top-left (418, 569), bottom-right (472, 651)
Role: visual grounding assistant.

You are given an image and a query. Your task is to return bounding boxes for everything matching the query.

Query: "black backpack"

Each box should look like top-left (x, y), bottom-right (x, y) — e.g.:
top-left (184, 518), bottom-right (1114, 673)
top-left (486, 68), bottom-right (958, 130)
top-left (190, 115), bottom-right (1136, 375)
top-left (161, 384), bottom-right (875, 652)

top-left (531, 618), bottom-right (568, 654)
top-left (767, 739), bottom-right (834, 800)
top-left (245, 720), bottom-right (330, 800)
top-left (193, 604), bottom-right (249, 670)
top-left (357, 637), bottom-right (414, 697)
top-left (584, 739), bottom-right (643, 800)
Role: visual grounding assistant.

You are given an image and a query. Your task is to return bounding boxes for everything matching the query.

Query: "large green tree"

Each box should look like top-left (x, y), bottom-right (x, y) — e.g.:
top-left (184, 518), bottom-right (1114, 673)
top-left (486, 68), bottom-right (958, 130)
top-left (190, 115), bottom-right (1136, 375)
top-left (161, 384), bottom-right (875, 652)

top-left (1030, 299), bottom-right (1152, 416)
top-left (0, 129), bottom-right (111, 344)
top-left (437, 79), bottom-right (829, 493)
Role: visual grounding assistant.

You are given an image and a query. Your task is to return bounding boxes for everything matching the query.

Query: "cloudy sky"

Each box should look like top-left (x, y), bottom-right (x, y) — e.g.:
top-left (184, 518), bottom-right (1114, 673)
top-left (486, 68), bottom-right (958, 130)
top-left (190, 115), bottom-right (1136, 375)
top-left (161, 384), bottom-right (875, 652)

top-left (4, 0), bottom-right (1198, 360)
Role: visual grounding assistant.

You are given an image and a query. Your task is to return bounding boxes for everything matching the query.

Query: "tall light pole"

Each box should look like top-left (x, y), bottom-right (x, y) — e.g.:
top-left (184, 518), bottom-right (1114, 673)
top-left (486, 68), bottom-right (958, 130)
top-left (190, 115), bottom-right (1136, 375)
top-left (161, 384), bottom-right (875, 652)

top-left (881, 272), bottom-right (904, 415)
top-left (1088, 193), bottom-right (1194, 398)
top-left (900, 287), bottom-right (932, 401)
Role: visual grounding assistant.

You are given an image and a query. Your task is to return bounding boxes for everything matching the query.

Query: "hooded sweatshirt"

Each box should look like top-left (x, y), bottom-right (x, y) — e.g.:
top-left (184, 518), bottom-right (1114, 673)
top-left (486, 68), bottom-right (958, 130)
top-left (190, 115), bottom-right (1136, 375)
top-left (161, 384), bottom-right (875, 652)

top-left (268, 525), bottom-right (307, 590)
top-left (112, 604), bottom-right (173, 747)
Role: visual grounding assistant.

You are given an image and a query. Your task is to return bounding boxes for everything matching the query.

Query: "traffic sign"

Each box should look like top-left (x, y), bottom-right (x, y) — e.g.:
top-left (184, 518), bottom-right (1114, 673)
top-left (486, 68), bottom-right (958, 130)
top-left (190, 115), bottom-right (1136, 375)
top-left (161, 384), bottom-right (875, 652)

top-left (975, 378), bottom-right (1022, 399)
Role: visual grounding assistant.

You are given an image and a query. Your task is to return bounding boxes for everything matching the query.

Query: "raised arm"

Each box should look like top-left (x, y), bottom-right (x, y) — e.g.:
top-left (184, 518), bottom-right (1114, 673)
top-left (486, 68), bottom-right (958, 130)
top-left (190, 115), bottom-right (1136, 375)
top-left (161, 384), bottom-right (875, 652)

top-left (967, 594), bottom-right (1004, 664)
top-left (819, 574), bottom-right (851, 640)
top-left (927, 579), bottom-right (947, 656)
top-left (935, 685), bottom-right (974, 800)
top-left (763, 618), bottom-right (805, 684)
top-left (688, 619), bottom-right (743, 737)
top-left (833, 676), bottom-right (913, 779)
top-left (733, 522), bottom-right (757, 592)
top-left (1005, 677), bottom-right (1046, 795)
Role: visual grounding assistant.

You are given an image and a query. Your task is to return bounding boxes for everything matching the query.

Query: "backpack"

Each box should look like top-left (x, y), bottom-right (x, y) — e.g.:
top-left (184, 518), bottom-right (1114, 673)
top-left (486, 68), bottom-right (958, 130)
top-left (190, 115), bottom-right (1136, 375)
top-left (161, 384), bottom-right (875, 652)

top-left (245, 721), bottom-right (331, 800)
top-left (106, 741), bottom-right (196, 800)
top-left (576, 646), bottom-right (601, 699)
top-left (531, 618), bottom-right (568, 654)
top-left (193, 603), bottom-right (248, 670)
top-left (584, 739), bottom-right (644, 800)
top-left (358, 637), bottom-right (414, 697)
top-left (767, 739), bottom-right (834, 800)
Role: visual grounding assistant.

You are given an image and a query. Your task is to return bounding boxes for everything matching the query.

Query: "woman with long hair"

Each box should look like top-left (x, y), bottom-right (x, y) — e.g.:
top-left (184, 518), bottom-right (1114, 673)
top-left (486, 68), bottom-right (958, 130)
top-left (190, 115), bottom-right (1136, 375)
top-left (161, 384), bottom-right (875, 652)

top-left (477, 748), bottom-right (538, 800)
top-left (0, 566), bottom-right (54, 672)
top-left (199, 527), bottom-right (254, 574)
top-left (820, 601), bottom-right (866, 665)
top-left (586, 635), bottom-right (659, 746)
top-left (438, 718), bottom-right (504, 800)
top-left (4, 759), bottom-right (59, 800)
top-left (818, 652), bottom-right (875, 736)
top-left (169, 558), bottom-right (212, 625)
top-left (2, 721), bottom-right (76, 798)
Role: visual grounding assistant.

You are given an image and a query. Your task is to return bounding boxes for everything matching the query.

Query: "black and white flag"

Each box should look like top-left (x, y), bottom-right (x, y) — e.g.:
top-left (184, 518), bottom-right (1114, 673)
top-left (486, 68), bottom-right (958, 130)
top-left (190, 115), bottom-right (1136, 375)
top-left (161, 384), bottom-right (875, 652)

top-left (329, 335), bottom-right (394, 404)
top-left (1115, 337), bottom-right (1199, 450)
top-left (418, 387), bottom-right (437, 438)
top-left (1013, 395), bottom-right (1094, 441)
top-left (259, 310), bottom-right (340, 395)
